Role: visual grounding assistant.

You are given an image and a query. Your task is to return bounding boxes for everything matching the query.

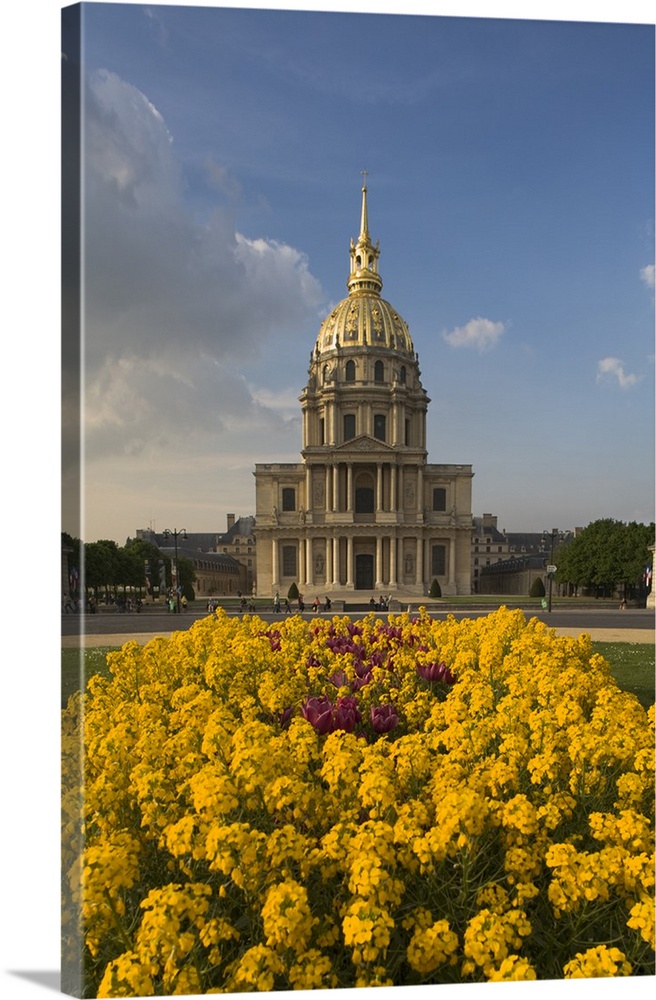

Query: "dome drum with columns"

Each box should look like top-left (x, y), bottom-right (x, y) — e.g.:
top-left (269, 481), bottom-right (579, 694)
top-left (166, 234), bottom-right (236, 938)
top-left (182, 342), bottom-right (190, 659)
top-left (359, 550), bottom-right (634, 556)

top-left (254, 182), bottom-right (473, 597)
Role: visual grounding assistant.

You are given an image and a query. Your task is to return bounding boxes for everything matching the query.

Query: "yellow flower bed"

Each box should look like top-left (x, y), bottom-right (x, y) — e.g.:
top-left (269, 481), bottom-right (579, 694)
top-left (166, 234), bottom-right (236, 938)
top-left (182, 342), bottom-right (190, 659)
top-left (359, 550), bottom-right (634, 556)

top-left (62, 607), bottom-right (655, 995)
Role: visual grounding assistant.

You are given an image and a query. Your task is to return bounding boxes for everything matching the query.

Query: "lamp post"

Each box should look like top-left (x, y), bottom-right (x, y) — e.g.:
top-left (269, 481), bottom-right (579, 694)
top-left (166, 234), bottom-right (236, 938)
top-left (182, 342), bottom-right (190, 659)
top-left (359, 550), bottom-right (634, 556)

top-left (542, 528), bottom-right (562, 613)
top-left (163, 528), bottom-right (187, 612)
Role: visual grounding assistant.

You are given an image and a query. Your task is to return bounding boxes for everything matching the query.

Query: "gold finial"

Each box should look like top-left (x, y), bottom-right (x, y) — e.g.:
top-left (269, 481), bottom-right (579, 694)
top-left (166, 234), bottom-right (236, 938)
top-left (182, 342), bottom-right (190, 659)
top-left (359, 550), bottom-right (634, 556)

top-left (359, 170), bottom-right (369, 238)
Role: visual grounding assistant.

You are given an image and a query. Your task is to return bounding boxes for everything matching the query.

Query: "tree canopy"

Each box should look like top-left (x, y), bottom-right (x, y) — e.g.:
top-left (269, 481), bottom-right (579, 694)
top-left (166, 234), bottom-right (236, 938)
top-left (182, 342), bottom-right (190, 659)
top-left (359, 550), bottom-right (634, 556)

top-left (555, 519), bottom-right (654, 597)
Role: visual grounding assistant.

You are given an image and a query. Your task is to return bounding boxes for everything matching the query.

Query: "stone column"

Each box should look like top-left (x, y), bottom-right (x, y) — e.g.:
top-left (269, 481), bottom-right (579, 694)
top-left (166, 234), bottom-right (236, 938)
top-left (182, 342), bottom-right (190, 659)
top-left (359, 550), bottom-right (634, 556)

top-left (299, 539), bottom-right (306, 587)
top-left (346, 536), bottom-right (354, 588)
top-left (326, 535), bottom-right (332, 586)
top-left (376, 463), bottom-right (383, 511)
top-left (416, 535), bottom-right (424, 590)
top-left (271, 537), bottom-right (279, 588)
top-left (347, 463), bottom-right (353, 512)
top-left (448, 533), bottom-right (456, 589)
top-left (375, 535), bottom-right (383, 588)
top-left (332, 537), bottom-right (340, 587)
top-left (389, 534), bottom-right (397, 586)
top-left (332, 463), bottom-right (339, 511)
top-left (417, 468), bottom-right (423, 514)
top-left (326, 465), bottom-right (332, 512)
top-left (306, 538), bottom-right (313, 587)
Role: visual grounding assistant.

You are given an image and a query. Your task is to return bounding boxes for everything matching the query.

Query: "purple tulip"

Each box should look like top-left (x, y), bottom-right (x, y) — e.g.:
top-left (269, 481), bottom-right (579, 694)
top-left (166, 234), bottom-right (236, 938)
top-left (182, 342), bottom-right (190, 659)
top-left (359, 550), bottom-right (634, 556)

top-left (370, 704), bottom-right (399, 734)
top-left (351, 671), bottom-right (373, 692)
top-left (301, 695), bottom-right (335, 734)
top-left (279, 706), bottom-right (293, 729)
top-left (329, 669), bottom-right (350, 688)
top-left (416, 661), bottom-right (456, 685)
top-left (334, 696), bottom-right (362, 733)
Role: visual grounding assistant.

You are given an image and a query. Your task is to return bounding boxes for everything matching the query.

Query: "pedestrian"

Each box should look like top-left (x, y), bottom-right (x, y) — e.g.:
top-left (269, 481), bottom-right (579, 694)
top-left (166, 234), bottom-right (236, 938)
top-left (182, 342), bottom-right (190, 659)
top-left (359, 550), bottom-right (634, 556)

top-left (274, 591), bottom-right (281, 613)
top-left (313, 596), bottom-right (320, 613)
top-left (284, 598), bottom-right (291, 614)
top-left (324, 596), bottom-right (332, 612)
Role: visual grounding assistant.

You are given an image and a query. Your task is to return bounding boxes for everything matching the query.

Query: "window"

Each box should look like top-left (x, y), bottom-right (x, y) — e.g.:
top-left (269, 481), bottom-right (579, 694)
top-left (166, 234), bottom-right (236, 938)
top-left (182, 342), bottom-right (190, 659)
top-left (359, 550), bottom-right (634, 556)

top-left (319, 418), bottom-right (325, 445)
top-left (374, 360), bottom-right (384, 382)
top-left (431, 545), bottom-right (446, 576)
top-left (433, 488), bottom-right (446, 511)
top-left (405, 419), bottom-right (411, 446)
top-left (282, 487), bottom-right (296, 511)
top-left (282, 545), bottom-right (297, 577)
top-left (343, 414), bottom-right (356, 441)
top-left (345, 360), bottom-right (356, 382)
top-left (373, 414), bottom-right (386, 441)
top-left (355, 487), bottom-right (374, 513)
top-left (399, 365), bottom-right (406, 384)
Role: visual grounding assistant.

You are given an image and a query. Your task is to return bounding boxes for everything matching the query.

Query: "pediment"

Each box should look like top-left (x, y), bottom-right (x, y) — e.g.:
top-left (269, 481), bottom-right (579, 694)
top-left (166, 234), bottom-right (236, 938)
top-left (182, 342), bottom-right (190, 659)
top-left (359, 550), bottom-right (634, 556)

top-left (334, 434), bottom-right (395, 454)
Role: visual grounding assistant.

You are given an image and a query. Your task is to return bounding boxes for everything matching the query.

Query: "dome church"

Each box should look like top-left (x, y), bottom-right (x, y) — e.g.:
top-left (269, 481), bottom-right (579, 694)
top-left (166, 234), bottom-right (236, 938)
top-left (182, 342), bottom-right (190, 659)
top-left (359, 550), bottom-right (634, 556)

top-left (254, 182), bottom-right (473, 598)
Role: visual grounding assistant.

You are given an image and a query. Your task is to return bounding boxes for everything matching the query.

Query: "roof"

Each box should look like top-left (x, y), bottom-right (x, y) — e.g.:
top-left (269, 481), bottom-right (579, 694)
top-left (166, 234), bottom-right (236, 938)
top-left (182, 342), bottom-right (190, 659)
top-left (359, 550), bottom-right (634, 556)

top-left (218, 515), bottom-right (256, 544)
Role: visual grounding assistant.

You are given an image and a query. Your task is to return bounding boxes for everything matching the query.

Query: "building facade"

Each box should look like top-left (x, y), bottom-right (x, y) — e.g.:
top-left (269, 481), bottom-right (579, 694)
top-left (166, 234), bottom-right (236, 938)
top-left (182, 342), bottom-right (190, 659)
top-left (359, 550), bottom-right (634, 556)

top-left (255, 184), bottom-right (473, 598)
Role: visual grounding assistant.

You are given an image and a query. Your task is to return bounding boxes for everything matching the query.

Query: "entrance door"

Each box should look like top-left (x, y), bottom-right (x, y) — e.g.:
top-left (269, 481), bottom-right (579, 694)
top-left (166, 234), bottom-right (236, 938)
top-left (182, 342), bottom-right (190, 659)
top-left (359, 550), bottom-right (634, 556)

top-left (355, 553), bottom-right (374, 591)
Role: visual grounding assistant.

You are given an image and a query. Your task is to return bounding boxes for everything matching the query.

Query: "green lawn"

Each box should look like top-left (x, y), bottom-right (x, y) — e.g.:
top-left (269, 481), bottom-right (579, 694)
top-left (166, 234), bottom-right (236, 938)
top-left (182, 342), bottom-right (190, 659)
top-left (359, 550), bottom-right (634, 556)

top-left (62, 639), bottom-right (655, 710)
top-left (591, 641), bottom-right (655, 709)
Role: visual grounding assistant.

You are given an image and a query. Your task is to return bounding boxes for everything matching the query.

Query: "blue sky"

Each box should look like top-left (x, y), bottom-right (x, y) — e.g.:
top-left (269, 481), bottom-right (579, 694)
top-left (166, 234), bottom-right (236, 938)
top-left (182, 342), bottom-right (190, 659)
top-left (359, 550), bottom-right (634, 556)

top-left (58, 0), bottom-right (654, 543)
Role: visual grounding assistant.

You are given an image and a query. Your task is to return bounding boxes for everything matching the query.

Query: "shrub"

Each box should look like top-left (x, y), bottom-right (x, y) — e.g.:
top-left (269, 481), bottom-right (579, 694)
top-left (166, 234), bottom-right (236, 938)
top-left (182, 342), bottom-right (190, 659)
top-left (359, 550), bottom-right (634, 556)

top-left (287, 581), bottom-right (299, 600)
top-left (529, 577), bottom-right (546, 598)
top-left (62, 608), bottom-right (655, 995)
top-left (429, 578), bottom-right (442, 598)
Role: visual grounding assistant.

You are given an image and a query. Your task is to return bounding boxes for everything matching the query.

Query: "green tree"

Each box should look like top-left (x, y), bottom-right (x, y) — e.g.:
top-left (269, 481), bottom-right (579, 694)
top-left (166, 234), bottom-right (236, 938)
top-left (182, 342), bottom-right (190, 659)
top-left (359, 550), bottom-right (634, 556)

top-left (84, 540), bottom-right (120, 599)
top-left (124, 537), bottom-right (164, 595)
top-left (177, 556), bottom-right (196, 601)
top-left (555, 519), bottom-right (654, 599)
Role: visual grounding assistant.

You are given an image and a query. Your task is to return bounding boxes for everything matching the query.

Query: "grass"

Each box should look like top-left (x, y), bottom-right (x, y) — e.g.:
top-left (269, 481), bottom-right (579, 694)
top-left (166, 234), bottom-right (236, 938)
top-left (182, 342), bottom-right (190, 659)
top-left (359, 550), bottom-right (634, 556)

top-left (591, 641), bottom-right (655, 709)
top-left (62, 639), bottom-right (655, 711)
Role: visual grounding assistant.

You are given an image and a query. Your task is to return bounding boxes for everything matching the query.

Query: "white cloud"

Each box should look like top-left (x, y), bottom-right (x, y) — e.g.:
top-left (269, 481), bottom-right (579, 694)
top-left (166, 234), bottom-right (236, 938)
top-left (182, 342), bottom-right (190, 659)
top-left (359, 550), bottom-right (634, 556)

top-left (640, 263), bottom-right (655, 289)
top-left (442, 316), bottom-right (505, 351)
top-left (69, 68), bottom-right (324, 468)
top-left (596, 356), bottom-right (641, 390)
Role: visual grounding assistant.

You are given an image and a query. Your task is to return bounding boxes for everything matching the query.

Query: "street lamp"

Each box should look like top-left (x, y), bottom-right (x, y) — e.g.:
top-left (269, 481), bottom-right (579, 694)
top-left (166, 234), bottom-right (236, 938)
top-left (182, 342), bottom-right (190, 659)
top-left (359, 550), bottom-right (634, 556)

top-left (541, 528), bottom-right (562, 613)
top-left (163, 528), bottom-right (187, 612)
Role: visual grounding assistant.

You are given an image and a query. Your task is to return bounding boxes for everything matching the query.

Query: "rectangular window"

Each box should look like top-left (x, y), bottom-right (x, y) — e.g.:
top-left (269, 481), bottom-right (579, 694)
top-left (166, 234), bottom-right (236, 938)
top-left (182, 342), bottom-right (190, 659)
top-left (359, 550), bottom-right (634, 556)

top-left (432, 488), bottom-right (446, 511)
top-left (405, 419), bottom-right (410, 445)
top-left (282, 545), bottom-right (297, 577)
top-left (373, 414), bottom-right (386, 441)
top-left (319, 418), bottom-right (325, 445)
top-left (431, 544), bottom-right (446, 576)
top-left (282, 487), bottom-right (296, 511)
top-left (343, 413), bottom-right (356, 441)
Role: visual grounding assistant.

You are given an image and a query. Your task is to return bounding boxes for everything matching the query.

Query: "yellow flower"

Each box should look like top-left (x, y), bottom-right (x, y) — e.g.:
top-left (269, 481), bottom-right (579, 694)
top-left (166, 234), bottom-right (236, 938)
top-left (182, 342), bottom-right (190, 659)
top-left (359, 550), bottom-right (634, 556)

top-left (563, 945), bottom-right (632, 978)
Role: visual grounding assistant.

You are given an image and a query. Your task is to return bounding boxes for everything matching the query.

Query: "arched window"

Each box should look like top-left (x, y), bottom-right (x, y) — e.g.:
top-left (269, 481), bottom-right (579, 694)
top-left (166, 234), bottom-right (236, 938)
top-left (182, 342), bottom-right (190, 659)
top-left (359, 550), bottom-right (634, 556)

top-left (343, 414), bottom-right (356, 441)
top-left (373, 414), bottom-right (386, 441)
top-left (345, 360), bottom-right (356, 382)
top-left (374, 360), bottom-right (384, 382)
top-left (399, 365), bottom-right (406, 384)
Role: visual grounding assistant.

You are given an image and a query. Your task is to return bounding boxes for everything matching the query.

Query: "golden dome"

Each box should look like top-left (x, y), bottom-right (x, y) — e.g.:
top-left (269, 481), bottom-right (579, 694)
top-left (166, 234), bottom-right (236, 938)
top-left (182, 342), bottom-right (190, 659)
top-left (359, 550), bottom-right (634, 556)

top-left (316, 293), bottom-right (414, 355)
top-left (313, 181), bottom-right (415, 358)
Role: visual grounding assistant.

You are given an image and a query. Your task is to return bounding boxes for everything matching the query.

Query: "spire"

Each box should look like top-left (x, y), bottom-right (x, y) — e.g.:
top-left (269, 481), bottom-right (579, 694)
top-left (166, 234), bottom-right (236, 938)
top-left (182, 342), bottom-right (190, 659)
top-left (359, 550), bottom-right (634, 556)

top-left (359, 169), bottom-right (370, 239)
top-left (348, 172), bottom-right (382, 296)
